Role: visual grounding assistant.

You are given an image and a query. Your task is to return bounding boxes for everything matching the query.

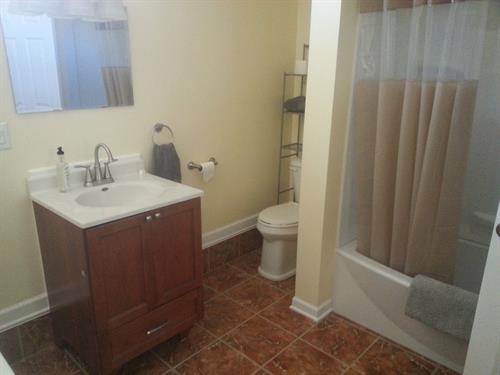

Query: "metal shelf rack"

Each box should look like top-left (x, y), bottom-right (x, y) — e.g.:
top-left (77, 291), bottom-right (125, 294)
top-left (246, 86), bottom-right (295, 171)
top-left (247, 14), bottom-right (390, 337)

top-left (276, 44), bottom-right (308, 204)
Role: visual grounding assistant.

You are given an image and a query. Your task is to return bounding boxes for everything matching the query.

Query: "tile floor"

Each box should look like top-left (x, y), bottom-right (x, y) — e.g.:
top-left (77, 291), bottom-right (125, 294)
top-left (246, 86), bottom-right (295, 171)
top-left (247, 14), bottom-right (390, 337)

top-left (2, 248), bottom-right (460, 375)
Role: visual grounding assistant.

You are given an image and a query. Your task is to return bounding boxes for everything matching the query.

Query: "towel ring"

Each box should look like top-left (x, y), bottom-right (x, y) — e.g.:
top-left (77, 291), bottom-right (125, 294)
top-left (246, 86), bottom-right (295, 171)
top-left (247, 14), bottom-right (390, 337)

top-left (152, 123), bottom-right (174, 145)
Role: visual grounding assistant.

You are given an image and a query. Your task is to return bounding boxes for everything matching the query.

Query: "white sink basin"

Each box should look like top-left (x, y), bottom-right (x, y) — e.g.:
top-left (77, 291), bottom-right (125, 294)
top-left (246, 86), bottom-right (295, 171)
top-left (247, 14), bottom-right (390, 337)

top-left (76, 182), bottom-right (166, 208)
top-left (28, 154), bottom-right (204, 228)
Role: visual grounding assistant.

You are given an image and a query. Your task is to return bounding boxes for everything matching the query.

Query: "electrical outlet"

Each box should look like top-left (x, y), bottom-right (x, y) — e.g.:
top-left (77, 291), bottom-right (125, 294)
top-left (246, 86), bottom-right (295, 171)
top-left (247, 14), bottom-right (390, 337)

top-left (0, 122), bottom-right (11, 150)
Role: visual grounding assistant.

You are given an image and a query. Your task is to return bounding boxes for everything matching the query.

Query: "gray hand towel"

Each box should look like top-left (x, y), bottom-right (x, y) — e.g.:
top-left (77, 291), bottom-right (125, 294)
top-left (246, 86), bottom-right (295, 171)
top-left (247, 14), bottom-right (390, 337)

top-left (152, 143), bottom-right (181, 182)
top-left (405, 275), bottom-right (478, 341)
top-left (284, 96), bottom-right (305, 113)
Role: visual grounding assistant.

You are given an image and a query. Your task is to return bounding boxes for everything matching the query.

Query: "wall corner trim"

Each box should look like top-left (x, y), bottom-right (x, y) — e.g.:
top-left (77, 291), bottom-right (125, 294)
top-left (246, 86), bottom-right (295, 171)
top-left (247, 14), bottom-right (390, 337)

top-left (290, 296), bottom-right (332, 322)
top-left (0, 214), bottom-right (259, 333)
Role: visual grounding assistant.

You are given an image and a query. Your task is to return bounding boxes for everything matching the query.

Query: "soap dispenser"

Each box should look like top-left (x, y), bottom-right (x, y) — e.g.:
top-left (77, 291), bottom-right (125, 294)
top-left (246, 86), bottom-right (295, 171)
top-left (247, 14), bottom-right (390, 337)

top-left (56, 146), bottom-right (70, 192)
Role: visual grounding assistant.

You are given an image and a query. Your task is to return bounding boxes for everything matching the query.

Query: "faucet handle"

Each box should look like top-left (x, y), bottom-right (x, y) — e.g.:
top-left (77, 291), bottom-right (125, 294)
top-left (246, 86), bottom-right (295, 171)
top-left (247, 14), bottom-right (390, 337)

top-left (75, 165), bottom-right (94, 187)
top-left (103, 162), bottom-right (115, 182)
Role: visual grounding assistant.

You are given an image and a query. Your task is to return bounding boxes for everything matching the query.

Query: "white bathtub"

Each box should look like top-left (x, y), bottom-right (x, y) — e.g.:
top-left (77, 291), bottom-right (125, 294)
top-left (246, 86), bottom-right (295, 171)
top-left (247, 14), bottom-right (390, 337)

top-left (332, 242), bottom-right (468, 372)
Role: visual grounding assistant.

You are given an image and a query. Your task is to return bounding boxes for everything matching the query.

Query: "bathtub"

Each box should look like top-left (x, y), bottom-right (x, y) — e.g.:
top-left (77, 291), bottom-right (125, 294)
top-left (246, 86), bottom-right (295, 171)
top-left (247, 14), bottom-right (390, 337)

top-left (332, 242), bottom-right (468, 372)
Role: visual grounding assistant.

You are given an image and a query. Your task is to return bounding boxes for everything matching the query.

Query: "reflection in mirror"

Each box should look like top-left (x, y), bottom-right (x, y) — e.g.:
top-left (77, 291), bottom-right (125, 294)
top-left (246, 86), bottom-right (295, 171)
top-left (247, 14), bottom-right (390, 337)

top-left (0, 0), bottom-right (133, 114)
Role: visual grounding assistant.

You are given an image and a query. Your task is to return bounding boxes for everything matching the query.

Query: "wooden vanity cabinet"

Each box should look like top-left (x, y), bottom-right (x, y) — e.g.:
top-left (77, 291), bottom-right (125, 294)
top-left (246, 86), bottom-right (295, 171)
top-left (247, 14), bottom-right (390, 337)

top-left (33, 198), bottom-right (203, 374)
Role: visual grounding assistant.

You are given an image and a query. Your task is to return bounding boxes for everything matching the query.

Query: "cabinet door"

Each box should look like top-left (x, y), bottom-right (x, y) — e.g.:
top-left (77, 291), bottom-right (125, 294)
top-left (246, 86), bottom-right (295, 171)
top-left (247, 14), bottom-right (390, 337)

top-left (86, 214), bottom-right (153, 332)
top-left (147, 199), bottom-right (203, 306)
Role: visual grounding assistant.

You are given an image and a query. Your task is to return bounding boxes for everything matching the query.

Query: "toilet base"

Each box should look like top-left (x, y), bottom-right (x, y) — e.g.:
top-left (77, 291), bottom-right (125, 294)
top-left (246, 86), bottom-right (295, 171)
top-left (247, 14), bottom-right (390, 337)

top-left (258, 236), bottom-right (297, 281)
top-left (258, 266), bottom-right (295, 281)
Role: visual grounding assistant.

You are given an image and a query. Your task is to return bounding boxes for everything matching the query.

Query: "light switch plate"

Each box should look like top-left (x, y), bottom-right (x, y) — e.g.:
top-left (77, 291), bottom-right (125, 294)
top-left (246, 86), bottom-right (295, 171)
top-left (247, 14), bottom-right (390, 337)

top-left (0, 122), bottom-right (11, 150)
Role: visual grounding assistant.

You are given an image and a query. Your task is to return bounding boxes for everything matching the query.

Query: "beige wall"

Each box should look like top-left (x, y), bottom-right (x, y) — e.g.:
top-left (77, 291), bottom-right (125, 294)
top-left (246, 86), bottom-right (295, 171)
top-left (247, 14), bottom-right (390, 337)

top-left (295, 0), bottom-right (359, 308)
top-left (0, 1), bottom-right (298, 310)
top-left (296, 0), bottom-right (311, 58)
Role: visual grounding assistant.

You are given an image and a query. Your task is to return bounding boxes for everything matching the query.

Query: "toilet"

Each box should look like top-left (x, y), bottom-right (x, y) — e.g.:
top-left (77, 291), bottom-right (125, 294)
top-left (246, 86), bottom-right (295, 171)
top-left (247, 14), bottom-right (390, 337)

top-left (257, 157), bottom-right (301, 281)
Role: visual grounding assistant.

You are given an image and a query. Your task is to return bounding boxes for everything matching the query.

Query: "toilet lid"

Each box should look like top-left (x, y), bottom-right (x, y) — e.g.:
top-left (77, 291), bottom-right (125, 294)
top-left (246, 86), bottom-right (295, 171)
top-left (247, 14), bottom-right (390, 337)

top-left (258, 202), bottom-right (299, 227)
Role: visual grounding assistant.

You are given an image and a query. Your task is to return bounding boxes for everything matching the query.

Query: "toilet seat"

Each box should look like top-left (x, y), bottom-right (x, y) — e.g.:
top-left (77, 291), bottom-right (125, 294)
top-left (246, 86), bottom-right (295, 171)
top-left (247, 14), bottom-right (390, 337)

top-left (258, 202), bottom-right (299, 228)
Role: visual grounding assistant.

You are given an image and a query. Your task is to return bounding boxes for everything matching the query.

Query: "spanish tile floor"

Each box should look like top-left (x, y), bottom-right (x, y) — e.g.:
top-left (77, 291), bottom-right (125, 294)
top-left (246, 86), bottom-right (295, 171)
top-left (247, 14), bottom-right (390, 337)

top-left (2, 248), bottom-right (460, 375)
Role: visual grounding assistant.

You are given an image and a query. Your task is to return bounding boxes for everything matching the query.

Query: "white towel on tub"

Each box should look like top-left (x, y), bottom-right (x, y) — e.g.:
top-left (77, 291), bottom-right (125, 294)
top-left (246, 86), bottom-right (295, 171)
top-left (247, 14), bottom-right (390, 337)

top-left (0, 352), bottom-right (14, 375)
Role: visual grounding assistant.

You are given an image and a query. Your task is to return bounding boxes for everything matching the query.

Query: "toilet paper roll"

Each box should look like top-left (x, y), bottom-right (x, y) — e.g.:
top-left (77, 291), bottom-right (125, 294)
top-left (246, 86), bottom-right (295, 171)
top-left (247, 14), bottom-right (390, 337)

top-left (200, 161), bottom-right (215, 182)
top-left (294, 59), bottom-right (308, 75)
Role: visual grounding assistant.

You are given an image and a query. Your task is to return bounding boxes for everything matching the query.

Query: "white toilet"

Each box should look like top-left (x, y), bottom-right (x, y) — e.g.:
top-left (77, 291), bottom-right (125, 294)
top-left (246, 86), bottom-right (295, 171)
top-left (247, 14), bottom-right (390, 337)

top-left (257, 157), bottom-right (301, 281)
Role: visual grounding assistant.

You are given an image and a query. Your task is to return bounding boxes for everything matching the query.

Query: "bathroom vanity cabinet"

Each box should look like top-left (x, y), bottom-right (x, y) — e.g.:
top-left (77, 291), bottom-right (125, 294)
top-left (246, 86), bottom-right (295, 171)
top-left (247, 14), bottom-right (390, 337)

top-left (33, 198), bottom-right (203, 374)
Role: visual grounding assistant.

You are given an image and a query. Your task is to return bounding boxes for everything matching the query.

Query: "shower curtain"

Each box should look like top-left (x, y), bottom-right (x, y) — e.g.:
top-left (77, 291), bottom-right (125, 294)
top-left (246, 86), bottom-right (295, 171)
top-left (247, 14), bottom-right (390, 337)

top-left (354, 0), bottom-right (490, 282)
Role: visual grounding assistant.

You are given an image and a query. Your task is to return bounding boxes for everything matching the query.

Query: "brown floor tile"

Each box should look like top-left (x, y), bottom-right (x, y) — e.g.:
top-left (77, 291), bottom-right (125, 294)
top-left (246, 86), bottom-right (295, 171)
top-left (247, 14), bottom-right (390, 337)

top-left (270, 276), bottom-right (295, 294)
top-left (208, 237), bottom-right (240, 271)
top-left (203, 265), bottom-right (251, 292)
top-left (203, 250), bottom-right (210, 274)
top-left (240, 229), bottom-right (262, 254)
top-left (19, 315), bottom-right (54, 357)
top-left (121, 351), bottom-right (170, 375)
top-left (265, 340), bottom-right (346, 375)
top-left (258, 295), bottom-right (314, 336)
top-left (302, 313), bottom-right (377, 365)
top-left (10, 343), bottom-right (80, 375)
top-left (435, 367), bottom-right (461, 375)
top-left (344, 369), bottom-right (363, 375)
top-left (352, 339), bottom-right (437, 375)
top-left (229, 250), bottom-right (261, 275)
top-left (199, 295), bottom-right (253, 337)
top-left (226, 278), bottom-right (285, 313)
top-left (155, 325), bottom-right (216, 367)
top-left (253, 370), bottom-right (271, 375)
top-left (0, 326), bottom-right (22, 364)
top-left (223, 316), bottom-right (295, 365)
top-left (203, 286), bottom-right (218, 302)
top-left (176, 341), bottom-right (257, 375)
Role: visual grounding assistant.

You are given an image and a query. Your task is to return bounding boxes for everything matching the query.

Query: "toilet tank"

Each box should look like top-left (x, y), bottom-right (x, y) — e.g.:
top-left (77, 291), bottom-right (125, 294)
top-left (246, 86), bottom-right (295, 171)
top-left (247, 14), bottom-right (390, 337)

top-left (289, 157), bottom-right (302, 202)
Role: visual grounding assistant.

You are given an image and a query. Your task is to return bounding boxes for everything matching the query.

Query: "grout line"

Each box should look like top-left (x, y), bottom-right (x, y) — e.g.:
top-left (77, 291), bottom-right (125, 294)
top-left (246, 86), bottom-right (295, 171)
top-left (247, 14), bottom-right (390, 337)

top-left (199, 251), bottom-right (311, 372)
top-left (297, 338), bottom-right (350, 369)
top-left (169, 338), bottom-right (224, 371)
top-left (340, 336), bottom-right (380, 375)
top-left (152, 325), bottom-right (219, 370)
top-left (14, 326), bottom-right (25, 363)
top-left (170, 299), bottom-right (259, 371)
top-left (258, 316), bottom-right (318, 370)
top-left (64, 349), bottom-right (89, 375)
top-left (169, 337), bottom-right (263, 373)
top-left (217, 339), bottom-right (268, 372)
top-left (259, 331), bottom-right (303, 370)
top-left (183, 279), bottom-right (297, 373)
top-left (297, 317), bottom-right (380, 372)
top-left (256, 308), bottom-right (309, 338)
top-left (150, 347), bottom-right (173, 369)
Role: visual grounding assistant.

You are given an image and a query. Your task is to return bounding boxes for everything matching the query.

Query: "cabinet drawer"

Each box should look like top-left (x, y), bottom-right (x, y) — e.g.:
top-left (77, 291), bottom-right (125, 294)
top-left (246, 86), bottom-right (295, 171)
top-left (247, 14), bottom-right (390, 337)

top-left (107, 290), bottom-right (199, 368)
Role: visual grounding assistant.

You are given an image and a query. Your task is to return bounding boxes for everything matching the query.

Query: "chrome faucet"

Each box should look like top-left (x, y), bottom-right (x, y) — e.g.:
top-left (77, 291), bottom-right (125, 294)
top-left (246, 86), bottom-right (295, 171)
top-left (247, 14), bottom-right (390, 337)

top-left (75, 143), bottom-right (118, 187)
top-left (93, 143), bottom-right (118, 184)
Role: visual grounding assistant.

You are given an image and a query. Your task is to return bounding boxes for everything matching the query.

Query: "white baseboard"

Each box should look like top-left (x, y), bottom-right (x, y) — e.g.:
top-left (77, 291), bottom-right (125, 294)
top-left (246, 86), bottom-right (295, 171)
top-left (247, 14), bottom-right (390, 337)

top-left (290, 296), bottom-right (332, 322)
top-left (0, 293), bottom-right (49, 333)
top-left (202, 214), bottom-right (258, 249)
top-left (0, 215), bottom-right (259, 333)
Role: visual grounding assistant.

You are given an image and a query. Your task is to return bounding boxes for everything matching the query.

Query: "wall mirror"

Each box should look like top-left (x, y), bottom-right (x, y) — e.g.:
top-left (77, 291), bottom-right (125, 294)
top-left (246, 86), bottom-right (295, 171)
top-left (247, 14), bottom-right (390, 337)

top-left (0, 0), bottom-right (133, 114)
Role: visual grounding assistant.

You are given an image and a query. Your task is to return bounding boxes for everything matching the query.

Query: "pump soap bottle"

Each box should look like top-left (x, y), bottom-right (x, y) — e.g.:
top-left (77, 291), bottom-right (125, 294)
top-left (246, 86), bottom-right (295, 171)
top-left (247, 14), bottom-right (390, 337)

top-left (56, 146), bottom-right (70, 192)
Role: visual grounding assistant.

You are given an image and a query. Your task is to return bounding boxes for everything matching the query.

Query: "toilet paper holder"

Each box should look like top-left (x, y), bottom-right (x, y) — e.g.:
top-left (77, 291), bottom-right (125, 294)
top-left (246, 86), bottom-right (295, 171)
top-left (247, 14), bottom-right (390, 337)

top-left (187, 157), bottom-right (218, 171)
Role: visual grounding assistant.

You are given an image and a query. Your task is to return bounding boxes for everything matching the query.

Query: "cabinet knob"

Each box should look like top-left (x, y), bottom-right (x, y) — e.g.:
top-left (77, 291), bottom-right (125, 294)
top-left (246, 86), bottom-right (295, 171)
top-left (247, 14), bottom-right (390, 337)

top-left (145, 215), bottom-right (153, 222)
top-left (80, 270), bottom-right (87, 278)
top-left (154, 212), bottom-right (161, 219)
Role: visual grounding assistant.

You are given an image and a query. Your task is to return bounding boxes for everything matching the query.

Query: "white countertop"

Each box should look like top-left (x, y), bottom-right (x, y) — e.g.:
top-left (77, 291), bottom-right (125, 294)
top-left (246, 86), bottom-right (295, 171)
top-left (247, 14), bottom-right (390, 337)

top-left (27, 154), bottom-right (203, 229)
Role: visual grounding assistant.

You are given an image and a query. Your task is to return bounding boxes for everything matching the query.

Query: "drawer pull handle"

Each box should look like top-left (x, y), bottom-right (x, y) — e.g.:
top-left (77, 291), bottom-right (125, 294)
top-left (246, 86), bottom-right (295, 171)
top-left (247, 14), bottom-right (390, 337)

top-left (145, 215), bottom-right (153, 222)
top-left (146, 322), bottom-right (168, 336)
top-left (154, 212), bottom-right (161, 219)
